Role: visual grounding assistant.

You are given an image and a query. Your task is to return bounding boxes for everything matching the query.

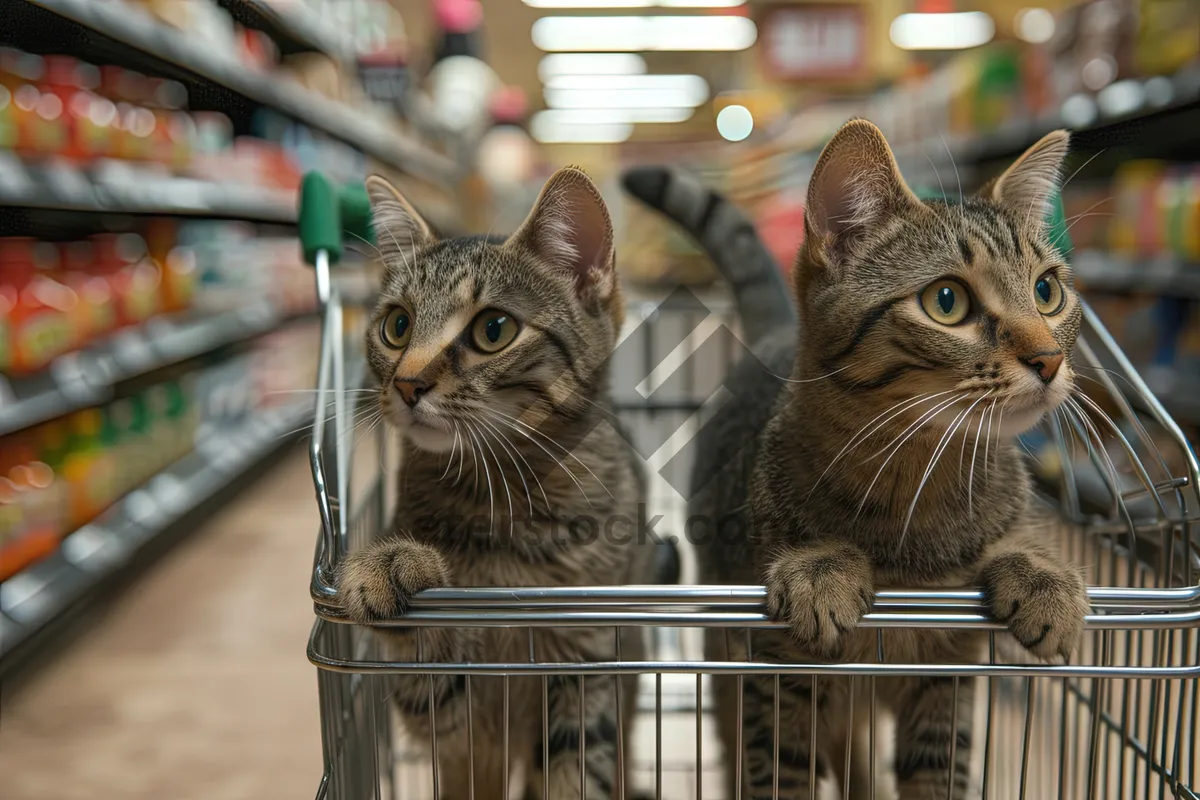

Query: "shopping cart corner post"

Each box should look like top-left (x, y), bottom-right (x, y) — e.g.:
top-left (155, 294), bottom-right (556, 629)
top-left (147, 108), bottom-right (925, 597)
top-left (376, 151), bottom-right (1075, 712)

top-left (299, 171), bottom-right (375, 598)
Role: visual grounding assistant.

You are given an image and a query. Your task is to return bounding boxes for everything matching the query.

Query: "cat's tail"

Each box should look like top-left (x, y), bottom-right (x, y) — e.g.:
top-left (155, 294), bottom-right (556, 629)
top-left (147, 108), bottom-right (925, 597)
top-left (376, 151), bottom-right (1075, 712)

top-left (621, 165), bottom-right (796, 346)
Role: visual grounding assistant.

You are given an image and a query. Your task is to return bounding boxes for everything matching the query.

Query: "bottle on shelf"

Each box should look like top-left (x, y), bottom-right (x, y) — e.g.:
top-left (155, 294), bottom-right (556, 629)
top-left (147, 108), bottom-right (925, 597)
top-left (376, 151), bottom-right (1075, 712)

top-left (0, 238), bottom-right (79, 374)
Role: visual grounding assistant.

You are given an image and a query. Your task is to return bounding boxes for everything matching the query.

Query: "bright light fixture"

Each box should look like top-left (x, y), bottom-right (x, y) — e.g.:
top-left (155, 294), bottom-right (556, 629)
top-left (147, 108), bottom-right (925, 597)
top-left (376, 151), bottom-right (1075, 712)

top-left (531, 119), bottom-right (633, 143)
top-left (532, 16), bottom-right (757, 52)
top-left (538, 54), bottom-right (646, 81)
top-left (1014, 8), bottom-right (1055, 44)
top-left (716, 104), bottom-right (752, 141)
top-left (525, 0), bottom-right (743, 6)
top-left (545, 74), bottom-right (709, 104)
top-left (889, 12), bottom-right (994, 50)
top-left (533, 108), bottom-right (694, 127)
top-left (545, 87), bottom-right (707, 109)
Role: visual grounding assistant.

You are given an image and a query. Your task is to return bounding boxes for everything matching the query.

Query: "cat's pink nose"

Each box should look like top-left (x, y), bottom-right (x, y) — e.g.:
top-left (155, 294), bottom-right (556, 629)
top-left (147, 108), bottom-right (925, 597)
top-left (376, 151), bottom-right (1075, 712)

top-left (1022, 351), bottom-right (1063, 384)
top-left (394, 378), bottom-right (432, 407)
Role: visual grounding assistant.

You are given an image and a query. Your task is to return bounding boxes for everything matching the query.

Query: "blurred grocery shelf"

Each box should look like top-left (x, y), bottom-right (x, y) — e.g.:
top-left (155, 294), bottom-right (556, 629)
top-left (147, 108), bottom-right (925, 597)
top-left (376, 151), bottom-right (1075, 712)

top-left (0, 154), bottom-right (296, 223)
top-left (0, 396), bottom-right (313, 679)
top-left (1074, 251), bottom-right (1200, 300)
top-left (0, 301), bottom-right (308, 437)
top-left (12, 0), bottom-right (460, 187)
top-left (215, 0), bottom-right (351, 61)
top-left (900, 71), bottom-right (1200, 173)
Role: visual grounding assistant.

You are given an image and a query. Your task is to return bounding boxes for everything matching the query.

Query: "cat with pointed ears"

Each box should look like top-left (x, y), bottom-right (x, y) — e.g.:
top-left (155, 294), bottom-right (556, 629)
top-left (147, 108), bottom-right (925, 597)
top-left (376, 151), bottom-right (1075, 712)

top-left (338, 166), bottom-right (657, 799)
top-left (625, 120), bottom-right (1090, 799)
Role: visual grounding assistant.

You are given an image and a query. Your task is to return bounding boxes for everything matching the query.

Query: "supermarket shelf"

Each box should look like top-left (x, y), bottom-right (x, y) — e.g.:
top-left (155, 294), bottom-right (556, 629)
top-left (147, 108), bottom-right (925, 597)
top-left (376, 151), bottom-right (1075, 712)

top-left (16, 0), bottom-right (460, 187)
top-left (0, 300), bottom-right (308, 437)
top-left (0, 154), bottom-right (297, 223)
top-left (888, 71), bottom-right (1200, 180)
top-left (1074, 251), bottom-right (1200, 300)
top-left (215, 0), bottom-right (351, 60)
top-left (0, 398), bottom-right (314, 680)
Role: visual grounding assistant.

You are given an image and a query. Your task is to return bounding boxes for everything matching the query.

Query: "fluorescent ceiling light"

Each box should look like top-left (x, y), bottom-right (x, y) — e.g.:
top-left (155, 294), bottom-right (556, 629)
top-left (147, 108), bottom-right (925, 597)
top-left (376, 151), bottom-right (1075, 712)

top-left (889, 12), bottom-right (994, 50)
top-left (545, 74), bottom-right (709, 103)
top-left (545, 87), bottom-right (706, 109)
top-left (524, 0), bottom-right (743, 6)
top-left (533, 108), bottom-right (694, 126)
top-left (531, 120), bottom-right (633, 143)
top-left (538, 54), bottom-right (646, 81)
top-left (532, 16), bottom-right (757, 52)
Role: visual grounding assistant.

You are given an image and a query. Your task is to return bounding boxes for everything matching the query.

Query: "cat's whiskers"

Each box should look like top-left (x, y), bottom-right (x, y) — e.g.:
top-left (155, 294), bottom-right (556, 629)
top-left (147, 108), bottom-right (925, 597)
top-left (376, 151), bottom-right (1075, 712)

top-left (1063, 397), bottom-right (1127, 521)
top-left (899, 390), bottom-right (988, 552)
top-left (953, 392), bottom-right (996, 521)
top-left (464, 421), bottom-right (496, 537)
top-left (967, 401), bottom-right (991, 517)
top-left (778, 364), bottom-right (853, 384)
top-left (474, 421), bottom-right (515, 538)
top-left (478, 416), bottom-right (534, 527)
top-left (861, 392), bottom-right (964, 465)
top-left (345, 229), bottom-right (384, 260)
top-left (482, 410), bottom-right (596, 509)
top-left (1050, 196), bottom-right (1113, 251)
top-left (854, 392), bottom-right (967, 520)
top-left (479, 414), bottom-right (548, 514)
top-left (990, 397), bottom-right (1011, 480)
top-left (939, 134), bottom-right (966, 226)
top-left (805, 390), bottom-right (954, 504)
top-left (982, 399), bottom-right (998, 483)
top-left (486, 408), bottom-right (615, 501)
top-left (921, 150), bottom-right (963, 245)
top-left (439, 424), bottom-right (462, 483)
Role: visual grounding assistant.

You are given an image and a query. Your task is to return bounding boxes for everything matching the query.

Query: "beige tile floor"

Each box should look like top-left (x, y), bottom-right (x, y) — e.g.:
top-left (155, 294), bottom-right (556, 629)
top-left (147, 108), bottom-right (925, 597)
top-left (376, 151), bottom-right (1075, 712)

top-left (0, 449), bottom-right (323, 800)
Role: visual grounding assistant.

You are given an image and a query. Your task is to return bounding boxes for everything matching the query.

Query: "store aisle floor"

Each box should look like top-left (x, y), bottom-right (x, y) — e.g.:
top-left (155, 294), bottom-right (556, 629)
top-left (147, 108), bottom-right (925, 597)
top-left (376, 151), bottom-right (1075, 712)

top-left (0, 448), bottom-right (322, 800)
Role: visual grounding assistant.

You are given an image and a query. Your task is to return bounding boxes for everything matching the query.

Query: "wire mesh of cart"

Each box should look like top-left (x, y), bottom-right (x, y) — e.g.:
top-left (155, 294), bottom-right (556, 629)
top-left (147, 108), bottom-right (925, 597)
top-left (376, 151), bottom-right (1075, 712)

top-left (299, 175), bottom-right (1200, 800)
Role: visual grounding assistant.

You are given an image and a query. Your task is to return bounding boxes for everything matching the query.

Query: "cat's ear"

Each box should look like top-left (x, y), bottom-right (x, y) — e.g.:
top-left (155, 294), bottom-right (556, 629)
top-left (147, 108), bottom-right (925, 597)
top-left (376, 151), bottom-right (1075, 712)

top-left (366, 175), bottom-right (434, 268)
top-left (804, 119), bottom-right (922, 258)
top-left (508, 166), bottom-right (617, 309)
top-left (981, 130), bottom-right (1069, 225)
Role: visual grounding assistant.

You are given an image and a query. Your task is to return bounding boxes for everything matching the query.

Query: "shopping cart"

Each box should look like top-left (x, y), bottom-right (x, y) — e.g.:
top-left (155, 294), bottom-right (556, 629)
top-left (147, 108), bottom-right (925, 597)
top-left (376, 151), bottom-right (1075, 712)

top-left (299, 174), bottom-right (1199, 800)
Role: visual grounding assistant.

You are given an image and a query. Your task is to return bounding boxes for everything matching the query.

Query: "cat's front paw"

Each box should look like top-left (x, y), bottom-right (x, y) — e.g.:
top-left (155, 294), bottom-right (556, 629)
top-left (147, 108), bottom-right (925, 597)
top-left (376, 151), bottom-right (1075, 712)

top-left (981, 552), bottom-right (1088, 661)
top-left (765, 542), bottom-right (874, 659)
top-left (338, 537), bottom-right (450, 623)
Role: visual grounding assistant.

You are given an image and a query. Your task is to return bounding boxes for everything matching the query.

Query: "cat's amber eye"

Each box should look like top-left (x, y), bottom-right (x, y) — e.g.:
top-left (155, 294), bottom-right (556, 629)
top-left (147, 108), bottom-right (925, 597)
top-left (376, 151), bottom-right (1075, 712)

top-left (470, 309), bottom-right (519, 353)
top-left (380, 307), bottom-right (413, 349)
top-left (919, 279), bottom-right (971, 325)
top-left (1034, 272), bottom-right (1066, 315)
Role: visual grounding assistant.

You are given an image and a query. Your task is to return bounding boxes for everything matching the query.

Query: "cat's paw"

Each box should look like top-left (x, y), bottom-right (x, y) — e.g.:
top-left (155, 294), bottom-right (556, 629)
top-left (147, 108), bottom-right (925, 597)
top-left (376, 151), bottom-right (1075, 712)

top-left (765, 542), bottom-right (874, 659)
top-left (338, 537), bottom-right (450, 624)
top-left (981, 552), bottom-right (1088, 661)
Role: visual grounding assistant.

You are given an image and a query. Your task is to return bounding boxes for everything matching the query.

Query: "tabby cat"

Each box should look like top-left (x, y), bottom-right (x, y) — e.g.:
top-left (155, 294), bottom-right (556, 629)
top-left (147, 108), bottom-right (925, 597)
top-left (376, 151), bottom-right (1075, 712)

top-left (337, 167), bottom-right (656, 799)
top-left (624, 120), bottom-right (1090, 799)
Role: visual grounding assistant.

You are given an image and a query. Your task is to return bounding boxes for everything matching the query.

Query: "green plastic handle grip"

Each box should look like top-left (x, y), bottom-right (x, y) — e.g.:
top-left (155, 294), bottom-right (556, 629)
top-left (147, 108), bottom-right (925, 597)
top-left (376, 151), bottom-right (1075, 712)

top-left (298, 172), bottom-right (376, 266)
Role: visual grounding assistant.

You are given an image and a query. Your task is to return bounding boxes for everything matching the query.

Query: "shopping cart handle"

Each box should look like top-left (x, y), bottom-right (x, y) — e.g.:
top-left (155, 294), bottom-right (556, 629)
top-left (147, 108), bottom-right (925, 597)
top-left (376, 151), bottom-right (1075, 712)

top-left (299, 172), bottom-right (375, 267)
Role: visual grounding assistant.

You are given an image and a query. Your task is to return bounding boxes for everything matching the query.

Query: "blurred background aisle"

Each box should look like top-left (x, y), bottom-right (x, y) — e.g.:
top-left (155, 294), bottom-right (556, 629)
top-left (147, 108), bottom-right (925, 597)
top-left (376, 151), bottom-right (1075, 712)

top-left (1, 0), bottom-right (1198, 797)
top-left (0, 449), bottom-right (322, 798)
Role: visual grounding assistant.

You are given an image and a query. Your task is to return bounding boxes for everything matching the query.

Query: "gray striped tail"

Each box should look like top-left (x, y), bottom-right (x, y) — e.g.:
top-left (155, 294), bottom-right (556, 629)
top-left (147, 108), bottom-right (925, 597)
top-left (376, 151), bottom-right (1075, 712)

top-left (621, 165), bottom-right (796, 345)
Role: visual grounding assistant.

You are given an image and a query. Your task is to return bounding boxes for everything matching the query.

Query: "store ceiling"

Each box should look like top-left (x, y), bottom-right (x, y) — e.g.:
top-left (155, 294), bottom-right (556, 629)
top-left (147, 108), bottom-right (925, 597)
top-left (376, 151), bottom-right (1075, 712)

top-left (387, 0), bottom-right (1076, 142)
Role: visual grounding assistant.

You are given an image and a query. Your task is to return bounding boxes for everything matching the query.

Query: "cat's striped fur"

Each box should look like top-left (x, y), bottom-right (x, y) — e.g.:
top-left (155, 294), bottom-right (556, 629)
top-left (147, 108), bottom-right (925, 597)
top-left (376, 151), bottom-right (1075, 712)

top-left (338, 167), bottom-right (657, 799)
top-left (626, 120), bottom-right (1089, 799)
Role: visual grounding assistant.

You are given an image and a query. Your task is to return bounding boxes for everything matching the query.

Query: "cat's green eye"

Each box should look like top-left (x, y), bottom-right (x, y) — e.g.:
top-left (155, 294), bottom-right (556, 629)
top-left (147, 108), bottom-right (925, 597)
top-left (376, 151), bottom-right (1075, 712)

top-left (380, 307), bottom-right (413, 349)
top-left (470, 309), bottom-right (519, 353)
top-left (1034, 272), bottom-right (1065, 315)
top-left (919, 279), bottom-right (970, 325)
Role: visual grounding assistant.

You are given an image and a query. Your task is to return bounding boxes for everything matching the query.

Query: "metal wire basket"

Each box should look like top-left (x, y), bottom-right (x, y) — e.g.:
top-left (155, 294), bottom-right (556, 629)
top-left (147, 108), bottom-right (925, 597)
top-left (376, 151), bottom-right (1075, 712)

top-left (300, 182), bottom-right (1199, 800)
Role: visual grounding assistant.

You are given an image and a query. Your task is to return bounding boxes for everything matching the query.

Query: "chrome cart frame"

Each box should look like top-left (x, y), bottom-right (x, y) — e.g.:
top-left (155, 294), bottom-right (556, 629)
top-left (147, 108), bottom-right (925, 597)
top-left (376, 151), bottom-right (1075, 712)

top-left (302, 190), bottom-right (1199, 800)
